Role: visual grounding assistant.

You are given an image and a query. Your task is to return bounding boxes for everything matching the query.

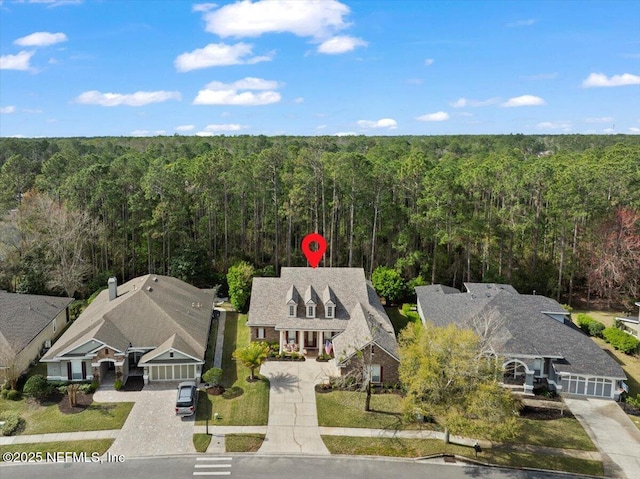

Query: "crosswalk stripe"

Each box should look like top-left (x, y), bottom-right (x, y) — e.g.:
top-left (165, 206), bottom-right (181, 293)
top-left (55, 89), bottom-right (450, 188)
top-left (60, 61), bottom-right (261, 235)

top-left (196, 457), bottom-right (233, 461)
top-left (193, 473), bottom-right (231, 476)
top-left (194, 465), bottom-right (231, 468)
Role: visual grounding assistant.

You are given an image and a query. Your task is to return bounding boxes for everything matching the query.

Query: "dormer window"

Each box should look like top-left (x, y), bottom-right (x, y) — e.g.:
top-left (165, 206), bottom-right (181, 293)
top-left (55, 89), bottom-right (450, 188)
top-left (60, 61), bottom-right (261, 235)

top-left (326, 305), bottom-right (334, 318)
top-left (323, 285), bottom-right (336, 319)
top-left (288, 304), bottom-right (296, 317)
top-left (307, 305), bottom-right (316, 318)
top-left (304, 285), bottom-right (317, 318)
top-left (285, 285), bottom-right (299, 318)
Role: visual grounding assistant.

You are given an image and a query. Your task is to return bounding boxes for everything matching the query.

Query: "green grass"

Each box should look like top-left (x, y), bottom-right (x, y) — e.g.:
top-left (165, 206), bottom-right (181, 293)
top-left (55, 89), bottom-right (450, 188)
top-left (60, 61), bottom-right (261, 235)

top-left (508, 417), bottom-right (597, 451)
top-left (0, 397), bottom-right (134, 435)
top-left (225, 433), bottom-right (265, 452)
top-left (321, 436), bottom-right (603, 476)
top-left (0, 439), bottom-right (114, 461)
top-left (193, 433), bottom-right (212, 452)
top-left (384, 305), bottom-right (420, 336)
top-left (195, 312), bottom-right (269, 426)
top-left (316, 390), bottom-right (430, 430)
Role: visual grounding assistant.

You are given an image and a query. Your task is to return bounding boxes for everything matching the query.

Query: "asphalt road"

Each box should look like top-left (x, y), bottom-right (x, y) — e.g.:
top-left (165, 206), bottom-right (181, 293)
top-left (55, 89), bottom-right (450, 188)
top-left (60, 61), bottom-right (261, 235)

top-left (0, 455), bottom-right (585, 479)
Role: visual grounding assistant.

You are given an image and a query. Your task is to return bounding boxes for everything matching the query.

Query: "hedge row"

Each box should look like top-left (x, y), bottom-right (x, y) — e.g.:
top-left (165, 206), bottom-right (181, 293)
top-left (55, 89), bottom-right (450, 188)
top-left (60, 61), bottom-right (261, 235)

top-left (576, 313), bottom-right (605, 338)
top-left (602, 327), bottom-right (640, 355)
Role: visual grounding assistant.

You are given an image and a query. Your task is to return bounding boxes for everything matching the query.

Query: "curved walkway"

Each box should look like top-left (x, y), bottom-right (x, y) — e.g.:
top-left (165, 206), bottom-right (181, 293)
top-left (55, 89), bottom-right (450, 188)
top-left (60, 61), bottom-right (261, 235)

top-left (257, 360), bottom-right (338, 455)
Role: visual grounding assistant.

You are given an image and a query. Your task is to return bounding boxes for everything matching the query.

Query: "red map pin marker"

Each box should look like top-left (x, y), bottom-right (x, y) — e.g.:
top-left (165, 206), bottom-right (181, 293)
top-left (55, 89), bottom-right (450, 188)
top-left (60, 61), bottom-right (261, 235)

top-left (301, 233), bottom-right (326, 268)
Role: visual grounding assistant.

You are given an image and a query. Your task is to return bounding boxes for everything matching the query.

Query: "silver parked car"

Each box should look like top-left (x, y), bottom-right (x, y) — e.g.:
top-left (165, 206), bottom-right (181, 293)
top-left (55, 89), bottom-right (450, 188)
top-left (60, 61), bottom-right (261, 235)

top-left (175, 381), bottom-right (197, 417)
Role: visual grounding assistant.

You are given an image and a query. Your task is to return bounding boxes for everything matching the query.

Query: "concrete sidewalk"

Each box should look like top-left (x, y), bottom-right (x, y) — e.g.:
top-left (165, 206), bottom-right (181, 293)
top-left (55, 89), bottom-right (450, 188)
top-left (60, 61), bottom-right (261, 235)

top-left (0, 429), bottom-right (119, 446)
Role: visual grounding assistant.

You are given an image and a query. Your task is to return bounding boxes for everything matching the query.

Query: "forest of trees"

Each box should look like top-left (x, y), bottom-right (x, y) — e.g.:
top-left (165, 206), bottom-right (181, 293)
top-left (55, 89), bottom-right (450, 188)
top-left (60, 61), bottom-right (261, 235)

top-left (0, 134), bottom-right (638, 308)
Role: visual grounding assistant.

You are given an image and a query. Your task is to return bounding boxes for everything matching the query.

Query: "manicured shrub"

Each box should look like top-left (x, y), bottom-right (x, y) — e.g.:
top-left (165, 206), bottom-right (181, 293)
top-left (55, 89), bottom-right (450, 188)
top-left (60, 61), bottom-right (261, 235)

top-left (0, 411), bottom-right (23, 436)
top-left (23, 374), bottom-right (50, 401)
top-left (113, 379), bottom-right (123, 391)
top-left (603, 327), bottom-right (640, 355)
top-left (6, 389), bottom-right (22, 401)
top-left (1, 388), bottom-right (9, 399)
top-left (202, 367), bottom-right (223, 387)
top-left (576, 313), bottom-right (605, 338)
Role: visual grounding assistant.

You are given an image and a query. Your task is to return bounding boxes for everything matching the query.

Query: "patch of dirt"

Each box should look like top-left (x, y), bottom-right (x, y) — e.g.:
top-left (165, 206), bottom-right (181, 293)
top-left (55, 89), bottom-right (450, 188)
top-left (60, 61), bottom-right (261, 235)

top-left (520, 405), bottom-right (574, 420)
top-left (57, 392), bottom-right (94, 414)
top-left (206, 385), bottom-right (226, 395)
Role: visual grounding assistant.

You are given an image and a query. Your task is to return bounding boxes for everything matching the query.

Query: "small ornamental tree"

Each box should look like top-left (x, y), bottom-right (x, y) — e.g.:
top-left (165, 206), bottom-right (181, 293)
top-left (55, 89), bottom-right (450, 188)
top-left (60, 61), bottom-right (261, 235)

top-left (202, 367), bottom-right (223, 387)
top-left (232, 342), bottom-right (269, 381)
top-left (371, 266), bottom-right (407, 305)
top-left (23, 374), bottom-right (49, 401)
top-left (227, 261), bottom-right (255, 312)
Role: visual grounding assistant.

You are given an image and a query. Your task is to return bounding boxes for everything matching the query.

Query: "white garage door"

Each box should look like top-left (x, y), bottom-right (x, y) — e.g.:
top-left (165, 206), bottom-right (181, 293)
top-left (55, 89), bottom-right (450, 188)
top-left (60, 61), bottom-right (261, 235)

top-left (561, 375), bottom-right (613, 398)
top-left (149, 364), bottom-right (196, 381)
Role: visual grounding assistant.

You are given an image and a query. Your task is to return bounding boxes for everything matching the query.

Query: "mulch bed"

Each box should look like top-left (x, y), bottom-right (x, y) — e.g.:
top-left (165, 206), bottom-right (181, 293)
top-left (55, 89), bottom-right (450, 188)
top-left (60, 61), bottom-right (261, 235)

top-left (520, 405), bottom-right (574, 420)
top-left (206, 385), bottom-right (226, 395)
top-left (57, 392), bottom-right (94, 414)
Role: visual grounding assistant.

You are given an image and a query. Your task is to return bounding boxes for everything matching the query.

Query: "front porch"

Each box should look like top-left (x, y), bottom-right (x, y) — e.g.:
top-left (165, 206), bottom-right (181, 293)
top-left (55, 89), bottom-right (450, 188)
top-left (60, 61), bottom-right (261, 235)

top-left (278, 329), bottom-right (335, 357)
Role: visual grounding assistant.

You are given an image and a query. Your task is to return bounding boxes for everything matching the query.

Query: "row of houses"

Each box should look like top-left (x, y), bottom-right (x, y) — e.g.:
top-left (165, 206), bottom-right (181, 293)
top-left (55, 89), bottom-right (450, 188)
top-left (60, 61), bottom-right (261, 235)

top-left (1, 268), bottom-right (634, 400)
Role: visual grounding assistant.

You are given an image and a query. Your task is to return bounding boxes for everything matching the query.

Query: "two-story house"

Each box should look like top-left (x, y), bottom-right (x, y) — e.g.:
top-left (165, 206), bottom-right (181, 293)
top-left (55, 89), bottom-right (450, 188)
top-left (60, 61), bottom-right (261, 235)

top-left (247, 267), bottom-right (400, 385)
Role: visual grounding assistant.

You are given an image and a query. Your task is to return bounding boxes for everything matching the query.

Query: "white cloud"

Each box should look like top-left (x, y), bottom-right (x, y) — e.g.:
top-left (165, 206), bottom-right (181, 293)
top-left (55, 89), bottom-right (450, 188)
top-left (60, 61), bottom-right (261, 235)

top-left (294, 97), bottom-right (304, 104)
top-left (629, 127), bottom-right (640, 134)
top-left (416, 111), bottom-right (450, 122)
top-left (584, 117), bottom-right (614, 123)
top-left (450, 97), bottom-right (499, 108)
top-left (192, 3), bottom-right (217, 12)
top-left (506, 19), bottom-right (536, 28)
top-left (175, 124), bottom-right (195, 131)
top-left (203, 0), bottom-right (351, 39)
top-left (75, 90), bottom-right (181, 107)
top-left (317, 35), bottom-right (367, 54)
top-left (203, 123), bottom-right (245, 132)
top-left (14, 32), bottom-right (67, 47)
top-left (0, 106), bottom-right (16, 114)
top-left (0, 51), bottom-right (35, 70)
top-left (130, 129), bottom-right (166, 137)
top-left (582, 72), bottom-right (640, 88)
top-left (357, 118), bottom-right (397, 129)
top-left (424, 58), bottom-right (434, 66)
top-left (175, 42), bottom-right (272, 72)
top-left (316, 124), bottom-right (327, 130)
top-left (193, 77), bottom-right (282, 106)
top-left (536, 121), bottom-right (572, 131)
top-left (334, 131), bottom-right (357, 136)
top-left (502, 95), bottom-right (545, 107)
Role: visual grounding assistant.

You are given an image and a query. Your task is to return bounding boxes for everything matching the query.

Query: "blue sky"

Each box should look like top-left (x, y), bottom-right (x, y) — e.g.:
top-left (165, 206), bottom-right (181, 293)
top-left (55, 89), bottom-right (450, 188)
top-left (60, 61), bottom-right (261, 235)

top-left (0, 0), bottom-right (639, 138)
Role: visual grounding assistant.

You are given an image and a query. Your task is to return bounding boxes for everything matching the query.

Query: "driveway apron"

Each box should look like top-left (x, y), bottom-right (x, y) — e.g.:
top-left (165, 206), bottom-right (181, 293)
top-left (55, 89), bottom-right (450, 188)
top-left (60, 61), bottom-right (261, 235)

top-left (258, 360), bottom-right (338, 455)
top-left (564, 397), bottom-right (640, 479)
top-left (94, 381), bottom-right (195, 457)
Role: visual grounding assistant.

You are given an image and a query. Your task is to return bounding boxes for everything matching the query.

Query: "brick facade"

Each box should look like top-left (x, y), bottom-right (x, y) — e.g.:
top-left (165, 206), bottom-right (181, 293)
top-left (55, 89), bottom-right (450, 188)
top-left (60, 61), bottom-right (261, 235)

top-left (250, 326), bottom-right (280, 343)
top-left (342, 343), bottom-right (399, 386)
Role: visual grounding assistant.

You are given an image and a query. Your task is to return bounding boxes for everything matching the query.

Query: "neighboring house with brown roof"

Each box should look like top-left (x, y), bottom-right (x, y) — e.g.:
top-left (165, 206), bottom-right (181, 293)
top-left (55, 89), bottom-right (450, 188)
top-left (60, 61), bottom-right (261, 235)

top-left (415, 283), bottom-right (627, 399)
top-left (0, 291), bottom-right (73, 383)
top-left (41, 275), bottom-right (213, 385)
top-left (247, 267), bottom-right (400, 385)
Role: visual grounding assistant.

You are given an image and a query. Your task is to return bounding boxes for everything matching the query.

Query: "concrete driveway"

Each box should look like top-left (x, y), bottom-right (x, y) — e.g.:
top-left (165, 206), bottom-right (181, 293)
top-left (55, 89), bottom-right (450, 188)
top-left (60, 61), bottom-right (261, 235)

top-left (94, 381), bottom-right (195, 457)
top-left (258, 359), bottom-right (338, 455)
top-left (564, 397), bottom-right (640, 479)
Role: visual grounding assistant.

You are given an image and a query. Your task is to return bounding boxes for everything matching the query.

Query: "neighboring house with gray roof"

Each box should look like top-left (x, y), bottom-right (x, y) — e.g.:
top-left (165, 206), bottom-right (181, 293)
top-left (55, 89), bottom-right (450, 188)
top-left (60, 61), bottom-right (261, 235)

top-left (615, 302), bottom-right (640, 340)
top-left (0, 291), bottom-right (73, 383)
top-left (247, 267), bottom-right (400, 385)
top-left (41, 275), bottom-right (213, 385)
top-left (415, 283), bottom-right (627, 399)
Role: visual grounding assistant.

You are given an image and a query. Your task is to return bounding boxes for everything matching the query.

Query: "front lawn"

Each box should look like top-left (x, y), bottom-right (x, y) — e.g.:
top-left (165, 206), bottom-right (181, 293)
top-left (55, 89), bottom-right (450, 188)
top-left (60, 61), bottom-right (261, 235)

top-left (196, 312), bottom-right (269, 426)
top-left (0, 396), bottom-right (134, 435)
top-left (225, 433), bottom-right (265, 452)
top-left (316, 390), bottom-right (430, 430)
top-left (0, 439), bottom-right (114, 461)
top-left (193, 433), bottom-right (212, 452)
top-left (321, 436), bottom-right (604, 476)
top-left (508, 417), bottom-right (597, 451)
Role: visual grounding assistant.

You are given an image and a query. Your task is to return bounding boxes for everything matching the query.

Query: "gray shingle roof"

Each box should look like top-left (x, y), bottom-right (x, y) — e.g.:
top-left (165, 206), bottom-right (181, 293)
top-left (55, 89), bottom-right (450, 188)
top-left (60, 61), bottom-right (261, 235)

top-left (41, 275), bottom-right (212, 362)
top-left (248, 267), bottom-right (398, 362)
top-left (415, 283), bottom-right (625, 379)
top-left (0, 292), bottom-right (73, 355)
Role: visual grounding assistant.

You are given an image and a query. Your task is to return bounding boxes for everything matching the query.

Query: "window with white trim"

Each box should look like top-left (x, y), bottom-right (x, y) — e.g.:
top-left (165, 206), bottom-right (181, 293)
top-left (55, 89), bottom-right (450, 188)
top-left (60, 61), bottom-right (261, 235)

top-left (367, 364), bottom-right (382, 384)
top-left (307, 305), bottom-right (316, 318)
top-left (257, 327), bottom-right (265, 339)
top-left (326, 305), bottom-right (334, 318)
top-left (288, 305), bottom-right (295, 317)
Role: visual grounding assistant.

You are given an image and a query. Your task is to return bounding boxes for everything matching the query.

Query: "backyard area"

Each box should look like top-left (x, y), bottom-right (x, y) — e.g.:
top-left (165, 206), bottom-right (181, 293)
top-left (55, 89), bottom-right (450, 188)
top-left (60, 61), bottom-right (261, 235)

top-left (195, 312), bottom-right (269, 426)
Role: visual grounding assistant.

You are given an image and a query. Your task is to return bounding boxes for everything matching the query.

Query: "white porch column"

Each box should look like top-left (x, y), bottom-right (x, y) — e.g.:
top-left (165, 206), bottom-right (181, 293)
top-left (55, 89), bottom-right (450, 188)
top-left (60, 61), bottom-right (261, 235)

top-left (318, 331), bottom-right (324, 353)
top-left (299, 331), bottom-right (304, 354)
top-left (279, 330), bottom-right (285, 354)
